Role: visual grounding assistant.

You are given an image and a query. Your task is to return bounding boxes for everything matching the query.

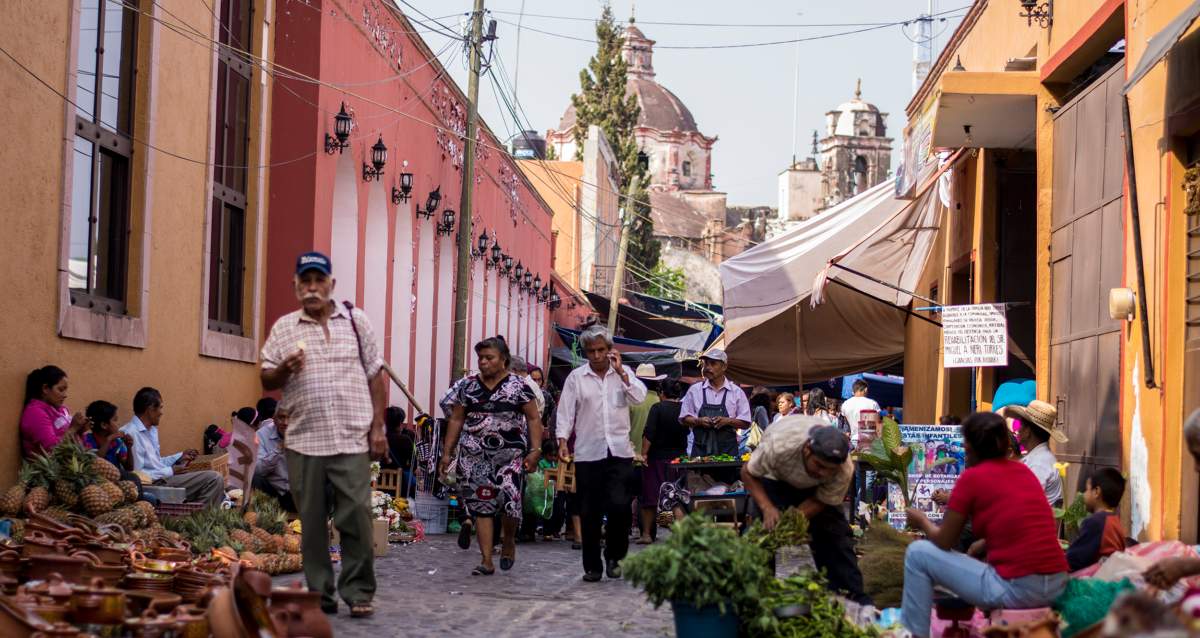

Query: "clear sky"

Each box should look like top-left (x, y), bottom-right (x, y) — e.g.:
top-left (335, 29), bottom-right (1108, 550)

top-left (398, 1), bottom-right (965, 207)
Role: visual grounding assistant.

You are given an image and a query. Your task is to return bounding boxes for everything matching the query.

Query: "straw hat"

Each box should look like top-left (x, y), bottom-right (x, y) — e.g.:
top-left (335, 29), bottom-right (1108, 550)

top-left (635, 363), bottom-right (666, 381)
top-left (1006, 399), bottom-right (1069, 444)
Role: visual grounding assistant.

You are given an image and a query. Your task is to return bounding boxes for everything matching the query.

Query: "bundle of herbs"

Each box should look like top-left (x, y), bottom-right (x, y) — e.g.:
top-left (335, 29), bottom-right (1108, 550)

top-left (621, 513), bottom-right (772, 616)
top-left (858, 522), bottom-right (915, 609)
top-left (743, 572), bottom-right (880, 638)
top-left (744, 507), bottom-right (810, 553)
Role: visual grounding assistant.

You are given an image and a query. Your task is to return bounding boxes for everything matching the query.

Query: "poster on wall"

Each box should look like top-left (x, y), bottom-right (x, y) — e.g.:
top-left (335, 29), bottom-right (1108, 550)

top-left (886, 424), bottom-right (966, 529)
top-left (942, 304), bottom-right (1009, 368)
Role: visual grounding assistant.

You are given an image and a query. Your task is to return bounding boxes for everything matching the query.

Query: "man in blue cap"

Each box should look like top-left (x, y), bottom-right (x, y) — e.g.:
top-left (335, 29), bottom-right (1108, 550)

top-left (260, 252), bottom-right (388, 618)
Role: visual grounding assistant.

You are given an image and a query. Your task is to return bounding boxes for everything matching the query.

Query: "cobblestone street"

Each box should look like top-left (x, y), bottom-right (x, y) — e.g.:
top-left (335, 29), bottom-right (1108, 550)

top-left (284, 535), bottom-right (675, 638)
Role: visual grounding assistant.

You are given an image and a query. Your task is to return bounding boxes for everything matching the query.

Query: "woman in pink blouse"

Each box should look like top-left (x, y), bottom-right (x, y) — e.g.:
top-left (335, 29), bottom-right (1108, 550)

top-left (20, 366), bottom-right (87, 459)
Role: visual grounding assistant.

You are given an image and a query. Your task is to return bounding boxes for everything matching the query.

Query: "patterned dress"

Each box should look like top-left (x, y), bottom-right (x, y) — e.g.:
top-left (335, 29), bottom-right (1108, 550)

top-left (446, 373), bottom-right (536, 519)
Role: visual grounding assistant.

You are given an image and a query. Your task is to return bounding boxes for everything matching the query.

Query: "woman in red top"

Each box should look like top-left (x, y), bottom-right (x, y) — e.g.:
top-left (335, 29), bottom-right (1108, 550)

top-left (19, 366), bottom-right (88, 459)
top-left (901, 411), bottom-right (1068, 638)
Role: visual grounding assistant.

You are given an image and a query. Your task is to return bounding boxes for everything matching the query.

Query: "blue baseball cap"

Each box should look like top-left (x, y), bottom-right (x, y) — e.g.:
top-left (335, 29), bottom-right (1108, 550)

top-left (296, 251), bottom-right (332, 276)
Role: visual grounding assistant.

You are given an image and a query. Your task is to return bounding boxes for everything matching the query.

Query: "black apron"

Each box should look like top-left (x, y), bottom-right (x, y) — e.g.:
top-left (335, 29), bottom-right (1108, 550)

top-left (692, 387), bottom-right (738, 456)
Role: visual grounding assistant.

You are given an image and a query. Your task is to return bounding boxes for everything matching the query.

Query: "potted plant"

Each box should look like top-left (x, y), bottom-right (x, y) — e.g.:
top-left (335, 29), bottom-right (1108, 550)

top-left (622, 514), bottom-right (771, 638)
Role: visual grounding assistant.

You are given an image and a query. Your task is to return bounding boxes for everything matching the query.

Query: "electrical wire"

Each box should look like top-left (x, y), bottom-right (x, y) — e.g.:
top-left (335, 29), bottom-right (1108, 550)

top-left (392, 0), bottom-right (468, 41)
top-left (485, 7), bottom-right (969, 29)
top-left (490, 8), bottom-right (969, 50)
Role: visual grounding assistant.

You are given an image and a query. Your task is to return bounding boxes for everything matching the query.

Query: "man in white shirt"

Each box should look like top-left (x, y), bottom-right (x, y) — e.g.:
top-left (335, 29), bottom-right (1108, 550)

top-left (840, 378), bottom-right (881, 523)
top-left (556, 326), bottom-right (647, 582)
top-left (1005, 400), bottom-right (1066, 506)
top-left (839, 379), bottom-right (881, 449)
top-left (121, 387), bottom-right (224, 506)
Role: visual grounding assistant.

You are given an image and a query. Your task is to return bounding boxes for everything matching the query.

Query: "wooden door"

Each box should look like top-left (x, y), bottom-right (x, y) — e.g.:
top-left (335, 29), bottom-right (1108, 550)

top-left (1049, 63), bottom-right (1126, 493)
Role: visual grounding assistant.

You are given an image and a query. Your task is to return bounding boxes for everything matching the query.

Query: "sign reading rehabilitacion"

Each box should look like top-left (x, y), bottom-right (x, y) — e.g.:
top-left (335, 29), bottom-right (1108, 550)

top-left (941, 304), bottom-right (1008, 368)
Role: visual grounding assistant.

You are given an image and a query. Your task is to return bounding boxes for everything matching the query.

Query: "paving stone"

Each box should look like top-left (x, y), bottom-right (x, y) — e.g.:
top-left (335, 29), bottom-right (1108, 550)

top-left (276, 534), bottom-right (675, 637)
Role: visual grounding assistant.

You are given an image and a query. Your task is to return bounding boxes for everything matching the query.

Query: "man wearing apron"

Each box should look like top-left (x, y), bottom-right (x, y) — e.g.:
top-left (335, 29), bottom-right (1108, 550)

top-left (680, 350), bottom-right (751, 483)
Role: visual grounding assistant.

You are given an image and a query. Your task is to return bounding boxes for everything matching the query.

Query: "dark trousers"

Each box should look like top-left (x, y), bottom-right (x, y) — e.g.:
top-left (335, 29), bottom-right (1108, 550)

top-left (252, 473), bottom-right (297, 513)
top-left (286, 451), bottom-right (375, 608)
top-left (754, 478), bottom-right (871, 606)
top-left (575, 454), bottom-right (635, 574)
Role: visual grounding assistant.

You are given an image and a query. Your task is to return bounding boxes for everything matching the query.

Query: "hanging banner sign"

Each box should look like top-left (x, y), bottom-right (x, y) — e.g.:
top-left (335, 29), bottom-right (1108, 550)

top-left (941, 303), bottom-right (1008, 367)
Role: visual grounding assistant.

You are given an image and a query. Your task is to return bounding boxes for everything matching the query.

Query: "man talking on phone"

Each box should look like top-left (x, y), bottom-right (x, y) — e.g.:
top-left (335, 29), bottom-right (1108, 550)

top-left (556, 326), bottom-right (647, 582)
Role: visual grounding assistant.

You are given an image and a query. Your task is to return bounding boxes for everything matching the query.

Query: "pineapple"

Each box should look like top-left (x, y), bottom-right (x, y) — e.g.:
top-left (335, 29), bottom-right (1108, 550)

top-left (283, 534), bottom-right (301, 554)
top-left (53, 480), bottom-right (79, 508)
top-left (21, 456), bottom-right (54, 513)
top-left (112, 506), bottom-right (139, 531)
top-left (81, 483), bottom-right (113, 516)
top-left (243, 511), bottom-right (258, 527)
top-left (119, 481), bottom-right (140, 504)
top-left (0, 465), bottom-right (32, 515)
top-left (229, 528), bottom-right (254, 549)
top-left (23, 486), bottom-right (50, 513)
top-left (92, 457), bottom-right (121, 484)
top-left (251, 527), bottom-right (278, 553)
top-left (7, 518), bottom-right (25, 543)
top-left (284, 553), bottom-right (302, 573)
top-left (41, 506), bottom-right (70, 523)
top-left (102, 482), bottom-right (124, 509)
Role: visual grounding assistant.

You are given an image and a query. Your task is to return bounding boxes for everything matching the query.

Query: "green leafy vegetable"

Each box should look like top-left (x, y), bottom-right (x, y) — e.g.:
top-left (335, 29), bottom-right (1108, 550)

top-left (621, 513), bottom-right (771, 615)
top-left (744, 507), bottom-right (810, 553)
top-left (744, 572), bottom-right (880, 637)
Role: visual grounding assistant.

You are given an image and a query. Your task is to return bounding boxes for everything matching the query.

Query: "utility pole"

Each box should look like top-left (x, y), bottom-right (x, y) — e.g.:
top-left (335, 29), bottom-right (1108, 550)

top-left (607, 176), bottom-right (641, 336)
top-left (452, 0), bottom-right (486, 379)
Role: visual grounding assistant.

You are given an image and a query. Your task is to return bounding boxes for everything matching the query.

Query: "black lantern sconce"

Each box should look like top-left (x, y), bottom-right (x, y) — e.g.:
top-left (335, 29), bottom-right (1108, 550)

top-left (513, 262), bottom-right (525, 285)
top-left (489, 241), bottom-right (503, 269)
top-left (437, 209), bottom-right (456, 236)
top-left (416, 186), bottom-right (442, 219)
top-left (549, 290), bottom-right (562, 310)
top-left (324, 102), bottom-right (352, 154)
top-left (472, 230), bottom-right (490, 260)
top-left (501, 254), bottom-right (514, 277)
top-left (1017, 0), bottom-right (1052, 27)
top-left (522, 270), bottom-right (533, 291)
top-left (533, 274), bottom-right (542, 296)
top-left (391, 171), bottom-right (414, 204)
top-left (362, 136), bottom-right (387, 181)
top-left (538, 283), bottom-right (550, 303)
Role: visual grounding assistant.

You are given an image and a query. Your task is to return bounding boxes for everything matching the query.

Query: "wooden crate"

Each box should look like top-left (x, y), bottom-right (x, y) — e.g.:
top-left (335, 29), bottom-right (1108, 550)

top-left (543, 461), bottom-right (576, 493)
top-left (373, 469), bottom-right (402, 495)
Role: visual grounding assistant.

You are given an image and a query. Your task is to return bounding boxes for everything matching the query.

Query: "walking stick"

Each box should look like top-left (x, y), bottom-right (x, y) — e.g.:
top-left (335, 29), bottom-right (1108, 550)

top-left (381, 362), bottom-right (427, 416)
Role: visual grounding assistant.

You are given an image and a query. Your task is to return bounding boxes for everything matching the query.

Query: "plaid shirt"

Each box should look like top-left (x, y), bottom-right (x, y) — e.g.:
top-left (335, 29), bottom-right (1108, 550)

top-left (261, 301), bottom-right (383, 456)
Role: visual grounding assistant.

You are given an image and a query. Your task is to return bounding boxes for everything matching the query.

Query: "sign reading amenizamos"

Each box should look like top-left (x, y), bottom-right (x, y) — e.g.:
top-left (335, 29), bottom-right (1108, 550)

top-left (941, 304), bottom-right (1008, 367)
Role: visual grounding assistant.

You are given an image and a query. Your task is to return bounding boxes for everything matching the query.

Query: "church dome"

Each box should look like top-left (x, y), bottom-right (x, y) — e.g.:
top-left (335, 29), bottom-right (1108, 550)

top-left (829, 80), bottom-right (885, 137)
top-left (556, 21), bottom-right (703, 135)
top-left (556, 80), bottom-right (700, 133)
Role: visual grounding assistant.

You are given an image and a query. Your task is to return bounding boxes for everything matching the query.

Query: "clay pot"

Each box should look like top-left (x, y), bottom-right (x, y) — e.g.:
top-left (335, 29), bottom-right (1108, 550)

top-left (20, 533), bottom-right (66, 559)
top-left (129, 552), bottom-right (177, 575)
top-left (69, 578), bottom-right (125, 626)
top-left (125, 590), bottom-right (182, 616)
top-left (26, 554), bottom-right (89, 583)
top-left (171, 605), bottom-right (210, 638)
top-left (124, 611), bottom-right (181, 638)
top-left (81, 542), bottom-right (126, 566)
top-left (271, 582), bottom-right (331, 638)
top-left (153, 547), bottom-right (191, 562)
top-left (0, 549), bottom-right (24, 579)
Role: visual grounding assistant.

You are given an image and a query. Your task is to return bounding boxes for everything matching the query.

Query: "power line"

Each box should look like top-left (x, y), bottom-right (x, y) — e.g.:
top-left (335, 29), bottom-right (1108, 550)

top-left (392, 0), bottom-right (468, 41)
top-left (485, 8), bottom-right (967, 29)
top-left (489, 8), bottom-right (968, 50)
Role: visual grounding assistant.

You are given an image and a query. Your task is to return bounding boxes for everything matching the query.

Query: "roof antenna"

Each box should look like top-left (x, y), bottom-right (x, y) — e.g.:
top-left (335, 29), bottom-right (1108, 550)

top-left (630, 1), bottom-right (635, 23)
top-left (855, 78), bottom-right (862, 99)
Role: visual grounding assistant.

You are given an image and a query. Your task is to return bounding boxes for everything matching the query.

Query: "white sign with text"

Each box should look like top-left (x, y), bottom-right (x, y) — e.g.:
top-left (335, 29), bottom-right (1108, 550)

top-left (942, 304), bottom-right (1008, 368)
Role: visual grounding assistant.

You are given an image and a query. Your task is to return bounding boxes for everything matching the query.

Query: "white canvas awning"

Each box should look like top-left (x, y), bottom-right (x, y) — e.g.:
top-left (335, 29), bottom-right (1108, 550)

top-left (718, 164), bottom-right (951, 386)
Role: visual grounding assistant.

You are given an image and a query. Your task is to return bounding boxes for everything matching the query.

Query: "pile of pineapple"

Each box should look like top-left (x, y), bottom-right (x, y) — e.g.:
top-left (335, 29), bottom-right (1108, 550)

top-left (164, 494), bottom-right (303, 576)
top-left (1, 442), bottom-right (158, 540)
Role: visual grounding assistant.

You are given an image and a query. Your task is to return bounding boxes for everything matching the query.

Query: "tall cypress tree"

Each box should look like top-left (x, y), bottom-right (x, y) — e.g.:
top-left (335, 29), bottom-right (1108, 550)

top-left (570, 5), bottom-right (660, 279)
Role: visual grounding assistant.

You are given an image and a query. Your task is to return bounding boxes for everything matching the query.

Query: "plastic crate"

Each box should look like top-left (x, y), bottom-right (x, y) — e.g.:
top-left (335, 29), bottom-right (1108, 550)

top-left (155, 502), bottom-right (205, 518)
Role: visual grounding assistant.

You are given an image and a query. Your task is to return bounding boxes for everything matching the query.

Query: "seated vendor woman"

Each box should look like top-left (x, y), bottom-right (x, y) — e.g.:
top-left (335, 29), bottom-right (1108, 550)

top-left (741, 416), bottom-right (870, 606)
top-left (901, 411), bottom-right (1068, 638)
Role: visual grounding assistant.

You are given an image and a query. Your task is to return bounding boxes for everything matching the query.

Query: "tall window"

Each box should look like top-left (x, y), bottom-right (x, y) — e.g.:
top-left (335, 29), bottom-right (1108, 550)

top-left (70, 0), bottom-right (138, 312)
top-left (681, 160), bottom-right (692, 177)
top-left (208, 0), bottom-right (253, 334)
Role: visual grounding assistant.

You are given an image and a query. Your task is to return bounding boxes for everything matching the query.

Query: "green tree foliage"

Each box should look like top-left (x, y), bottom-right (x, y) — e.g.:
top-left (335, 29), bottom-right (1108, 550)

top-left (644, 262), bottom-right (686, 301)
top-left (570, 5), bottom-right (661, 276)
